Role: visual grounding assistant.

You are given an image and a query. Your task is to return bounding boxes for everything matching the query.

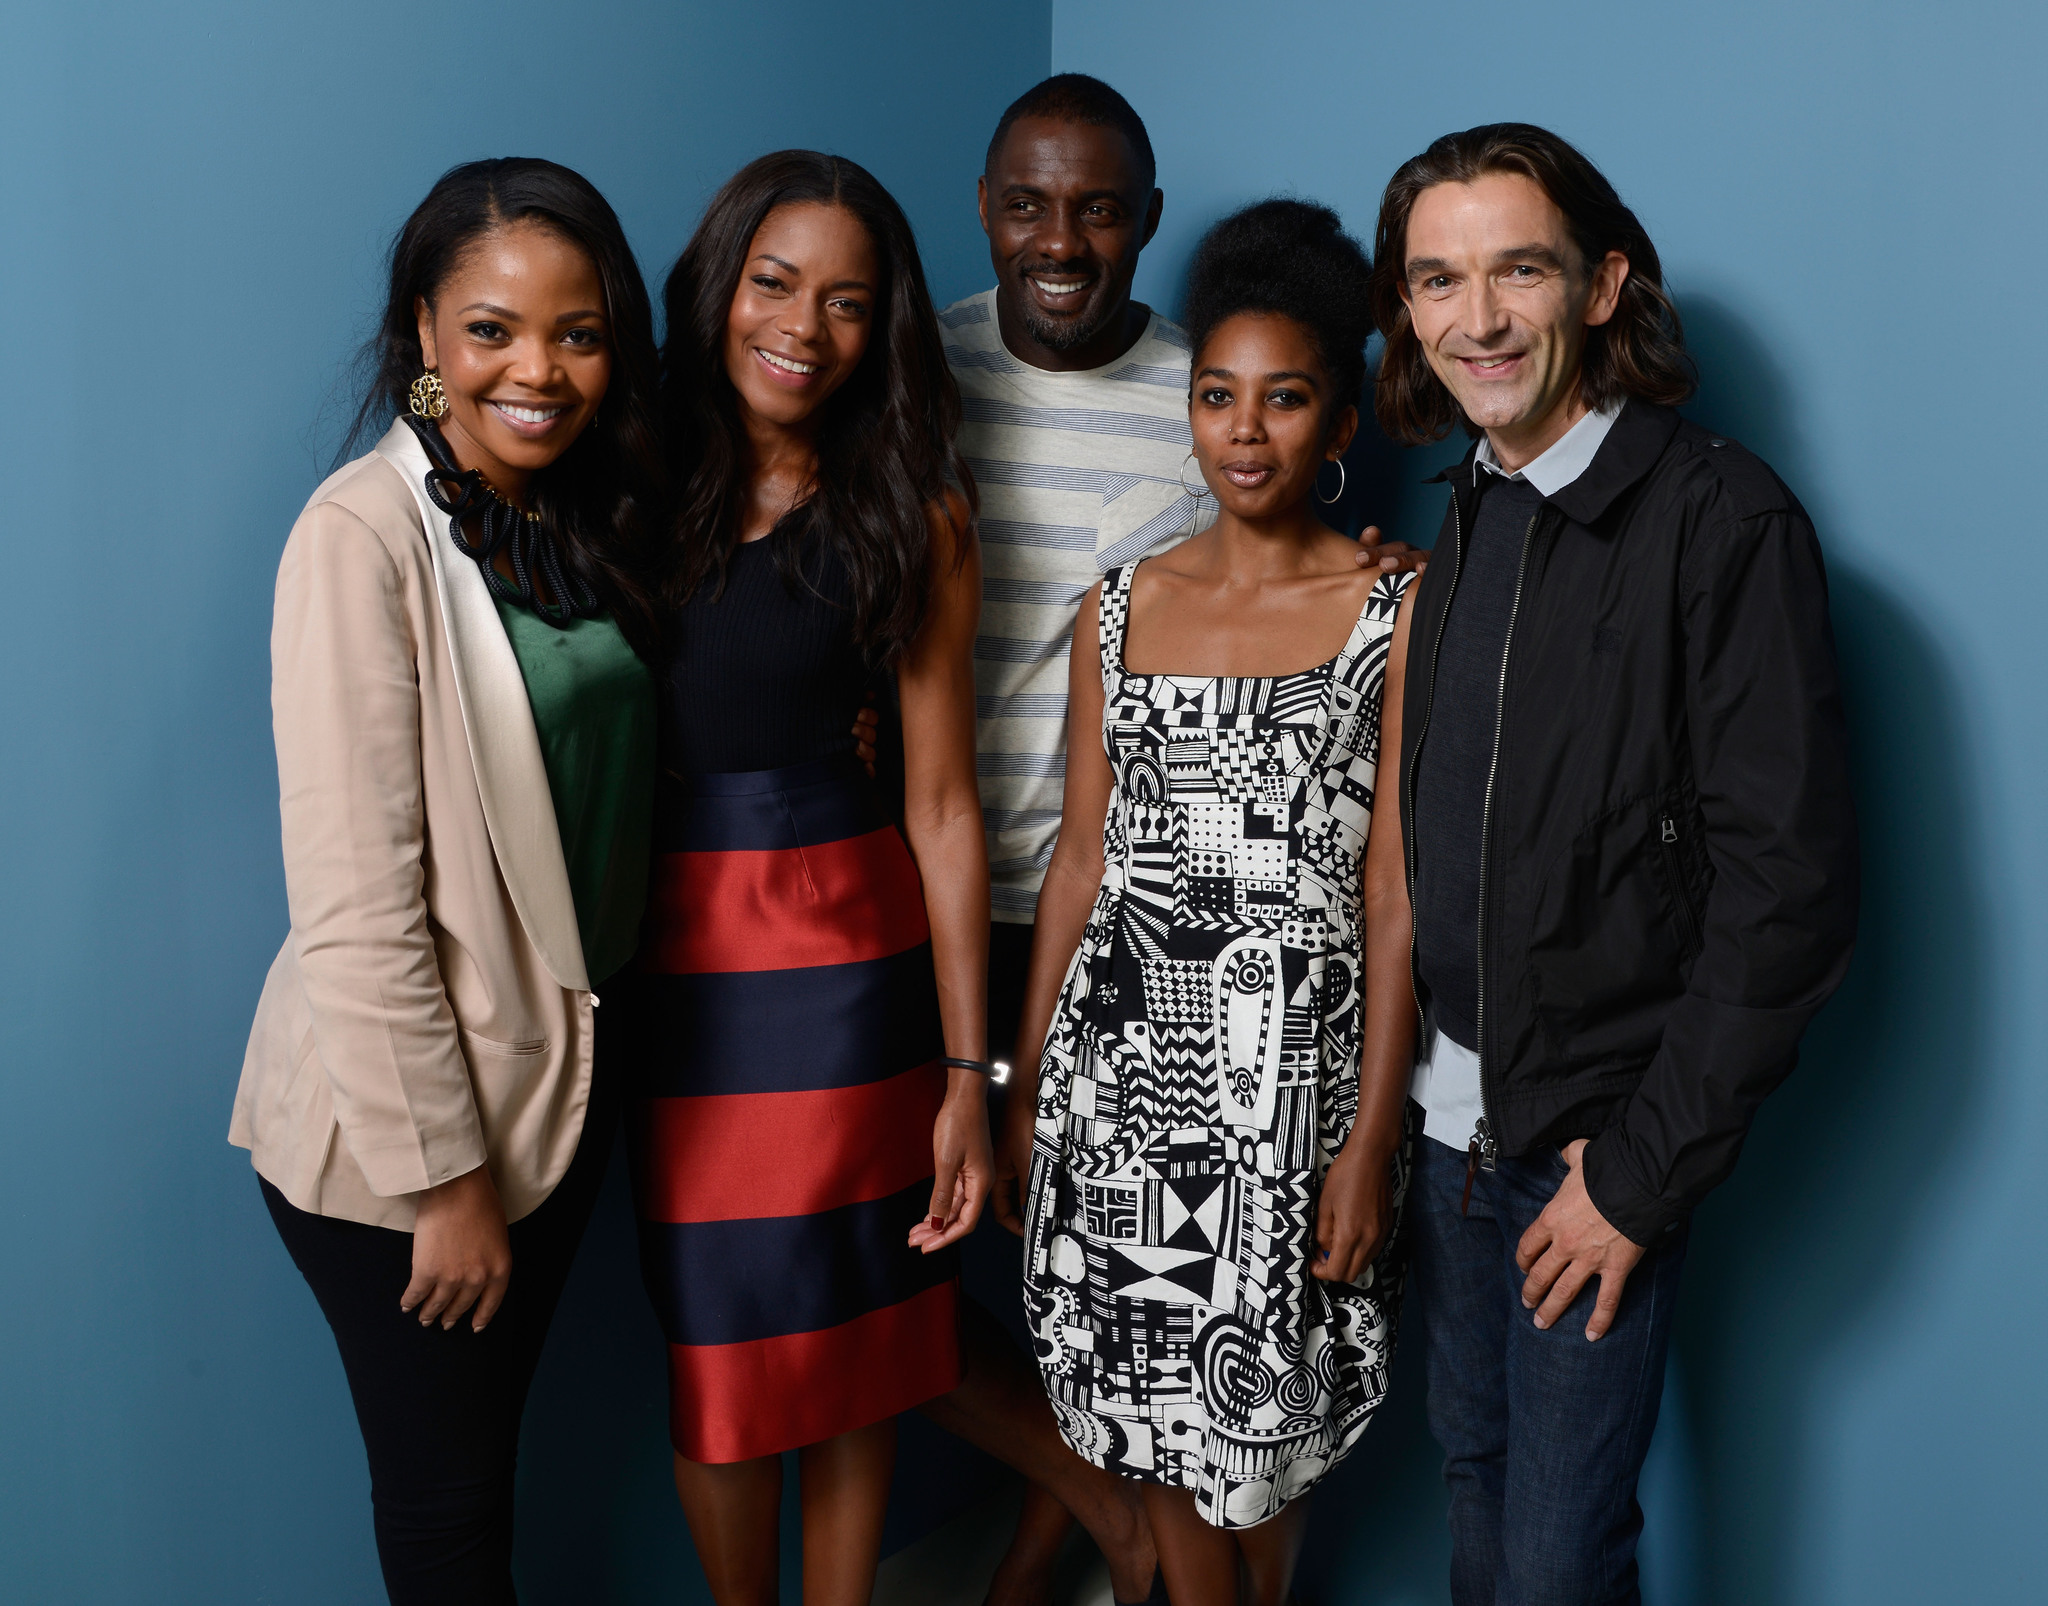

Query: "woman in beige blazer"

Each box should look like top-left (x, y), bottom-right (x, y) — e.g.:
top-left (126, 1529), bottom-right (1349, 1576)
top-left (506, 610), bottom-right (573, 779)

top-left (231, 158), bottom-right (668, 1603)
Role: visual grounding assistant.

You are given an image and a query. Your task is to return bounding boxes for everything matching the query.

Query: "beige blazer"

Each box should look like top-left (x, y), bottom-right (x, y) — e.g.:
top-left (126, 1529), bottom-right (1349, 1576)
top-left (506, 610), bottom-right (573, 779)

top-left (231, 419), bottom-right (596, 1230)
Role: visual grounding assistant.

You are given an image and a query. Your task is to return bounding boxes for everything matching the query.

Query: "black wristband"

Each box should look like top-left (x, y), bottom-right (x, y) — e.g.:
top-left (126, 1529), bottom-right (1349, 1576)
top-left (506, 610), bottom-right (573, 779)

top-left (940, 1055), bottom-right (1011, 1085)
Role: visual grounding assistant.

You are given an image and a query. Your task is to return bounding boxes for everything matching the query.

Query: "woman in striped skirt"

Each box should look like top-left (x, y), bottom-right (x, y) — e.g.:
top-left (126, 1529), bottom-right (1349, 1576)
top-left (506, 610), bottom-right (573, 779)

top-left (609, 151), bottom-right (993, 1604)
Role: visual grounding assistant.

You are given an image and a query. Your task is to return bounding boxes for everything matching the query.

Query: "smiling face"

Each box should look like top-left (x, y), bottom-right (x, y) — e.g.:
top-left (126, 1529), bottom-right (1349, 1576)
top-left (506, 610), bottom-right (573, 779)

top-left (1399, 170), bottom-right (1628, 468)
top-left (1189, 312), bottom-right (1356, 523)
top-left (415, 219), bottom-right (611, 500)
top-left (979, 115), bottom-right (1161, 370)
top-left (720, 201), bottom-right (879, 435)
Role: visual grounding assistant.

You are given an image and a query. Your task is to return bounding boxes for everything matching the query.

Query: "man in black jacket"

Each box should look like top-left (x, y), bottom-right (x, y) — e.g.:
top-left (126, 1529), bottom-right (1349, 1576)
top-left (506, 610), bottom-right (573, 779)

top-left (1360, 125), bottom-right (1858, 1604)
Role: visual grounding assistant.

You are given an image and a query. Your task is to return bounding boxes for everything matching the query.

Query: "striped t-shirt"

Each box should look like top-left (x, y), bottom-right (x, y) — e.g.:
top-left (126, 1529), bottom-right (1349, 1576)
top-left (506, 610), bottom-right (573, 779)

top-left (941, 288), bottom-right (1214, 922)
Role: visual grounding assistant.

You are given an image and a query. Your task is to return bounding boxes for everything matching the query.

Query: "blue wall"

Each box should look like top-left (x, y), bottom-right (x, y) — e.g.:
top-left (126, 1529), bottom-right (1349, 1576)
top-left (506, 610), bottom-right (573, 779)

top-left (1055, 2), bottom-right (2048, 1602)
top-left (6, 2), bottom-right (2044, 1602)
top-left (0, 3), bottom-right (1046, 1601)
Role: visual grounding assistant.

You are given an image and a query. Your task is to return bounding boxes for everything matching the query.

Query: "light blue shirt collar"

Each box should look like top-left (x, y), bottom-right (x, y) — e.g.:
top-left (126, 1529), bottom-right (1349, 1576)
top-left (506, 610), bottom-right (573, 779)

top-left (1474, 402), bottom-right (1622, 498)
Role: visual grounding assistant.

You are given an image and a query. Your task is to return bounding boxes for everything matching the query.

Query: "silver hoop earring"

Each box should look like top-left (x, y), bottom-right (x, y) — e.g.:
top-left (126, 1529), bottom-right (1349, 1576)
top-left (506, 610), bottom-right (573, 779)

top-left (1316, 458), bottom-right (1347, 505)
top-left (1179, 451), bottom-right (1208, 500)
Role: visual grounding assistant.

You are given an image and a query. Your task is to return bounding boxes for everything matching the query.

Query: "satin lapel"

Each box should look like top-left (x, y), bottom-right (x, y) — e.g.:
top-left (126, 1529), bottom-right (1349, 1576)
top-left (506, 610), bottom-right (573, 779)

top-left (374, 421), bottom-right (589, 991)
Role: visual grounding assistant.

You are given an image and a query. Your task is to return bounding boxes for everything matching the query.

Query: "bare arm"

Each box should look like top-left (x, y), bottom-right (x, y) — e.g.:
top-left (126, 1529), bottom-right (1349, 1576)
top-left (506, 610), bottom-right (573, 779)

top-left (991, 583), bottom-right (1114, 1235)
top-left (1314, 584), bottom-right (1422, 1284)
top-left (897, 490), bottom-right (994, 1253)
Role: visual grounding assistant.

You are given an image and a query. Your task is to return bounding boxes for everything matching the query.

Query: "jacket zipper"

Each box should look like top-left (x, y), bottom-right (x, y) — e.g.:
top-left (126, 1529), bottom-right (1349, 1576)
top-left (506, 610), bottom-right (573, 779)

top-left (1408, 481), bottom-right (1500, 1208)
top-left (1659, 814), bottom-right (1703, 955)
top-left (1470, 509), bottom-right (1543, 1174)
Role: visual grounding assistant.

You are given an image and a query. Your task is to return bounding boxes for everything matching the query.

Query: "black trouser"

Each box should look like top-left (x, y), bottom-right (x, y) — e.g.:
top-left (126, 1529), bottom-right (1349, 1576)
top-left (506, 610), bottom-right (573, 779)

top-left (263, 1050), bottom-right (618, 1606)
top-left (987, 918), bottom-right (1036, 1068)
top-left (959, 920), bottom-right (1039, 1350)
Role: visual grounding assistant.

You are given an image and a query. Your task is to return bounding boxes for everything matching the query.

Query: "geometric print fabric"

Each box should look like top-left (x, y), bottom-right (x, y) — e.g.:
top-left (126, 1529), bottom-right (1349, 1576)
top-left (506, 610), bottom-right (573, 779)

top-left (1023, 562), bottom-right (1416, 1528)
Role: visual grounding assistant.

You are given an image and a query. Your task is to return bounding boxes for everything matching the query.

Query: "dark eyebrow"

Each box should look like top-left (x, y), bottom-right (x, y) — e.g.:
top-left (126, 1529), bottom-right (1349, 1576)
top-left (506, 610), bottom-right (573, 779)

top-left (998, 182), bottom-right (1127, 206)
top-left (457, 301), bottom-right (521, 319)
top-left (752, 253), bottom-right (872, 292)
top-left (554, 309), bottom-right (605, 324)
top-left (1195, 365), bottom-right (1319, 387)
top-left (1406, 245), bottom-right (1570, 283)
top-left (1492, 244), bottom-right (1569, 271)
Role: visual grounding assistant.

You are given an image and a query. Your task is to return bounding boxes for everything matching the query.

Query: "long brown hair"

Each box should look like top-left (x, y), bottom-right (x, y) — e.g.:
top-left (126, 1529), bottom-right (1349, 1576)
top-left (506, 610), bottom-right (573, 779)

top-left (1369, 123), bottom-right (1696, 446)
top-left (660, 151), bottom-right (974, 664)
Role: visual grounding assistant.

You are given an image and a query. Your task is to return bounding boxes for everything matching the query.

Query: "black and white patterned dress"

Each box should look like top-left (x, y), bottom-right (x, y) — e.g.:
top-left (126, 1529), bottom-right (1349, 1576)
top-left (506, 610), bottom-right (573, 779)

top-left (1022, 561), bottom-right (1414, 1529)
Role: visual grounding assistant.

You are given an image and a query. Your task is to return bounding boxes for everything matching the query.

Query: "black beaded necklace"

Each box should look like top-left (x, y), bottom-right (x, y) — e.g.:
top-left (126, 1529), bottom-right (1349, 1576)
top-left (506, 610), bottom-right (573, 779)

top-left (403, 414), bottom-right (600, 627)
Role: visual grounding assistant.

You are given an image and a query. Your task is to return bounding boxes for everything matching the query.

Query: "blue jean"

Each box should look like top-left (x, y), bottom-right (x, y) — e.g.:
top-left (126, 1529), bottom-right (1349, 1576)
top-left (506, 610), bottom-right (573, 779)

top-left (1409, 1132), bottom-right (1687, 1606)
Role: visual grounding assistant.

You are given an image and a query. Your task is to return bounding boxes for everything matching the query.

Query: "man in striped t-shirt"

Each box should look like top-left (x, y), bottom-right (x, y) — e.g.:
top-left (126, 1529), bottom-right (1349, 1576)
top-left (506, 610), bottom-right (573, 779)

top-left (945, 77), bottom-right (1208, 994)
top-left (943, 289), bottom-right (1209, 919)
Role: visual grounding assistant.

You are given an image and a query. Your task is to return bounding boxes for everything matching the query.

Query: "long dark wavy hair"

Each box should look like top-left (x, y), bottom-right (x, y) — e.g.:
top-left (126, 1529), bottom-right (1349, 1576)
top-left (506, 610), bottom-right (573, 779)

top-left (1369, 123), bottom-right (1697, 446)
top-left (343, 157), bottom-right (668, 656)
top-left (660, 150), bottom-right (974, 664)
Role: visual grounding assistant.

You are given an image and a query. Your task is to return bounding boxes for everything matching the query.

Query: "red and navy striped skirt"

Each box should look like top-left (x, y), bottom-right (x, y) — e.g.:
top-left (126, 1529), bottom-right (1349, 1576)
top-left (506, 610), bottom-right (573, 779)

top-left (616, 756), bottom-right (962, 1464)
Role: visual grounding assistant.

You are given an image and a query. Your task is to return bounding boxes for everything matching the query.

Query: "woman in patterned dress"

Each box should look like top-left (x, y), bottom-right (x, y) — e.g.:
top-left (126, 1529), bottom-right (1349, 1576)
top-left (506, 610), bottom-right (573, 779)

top-left (1005, 201), bottom-right (1421, 1604)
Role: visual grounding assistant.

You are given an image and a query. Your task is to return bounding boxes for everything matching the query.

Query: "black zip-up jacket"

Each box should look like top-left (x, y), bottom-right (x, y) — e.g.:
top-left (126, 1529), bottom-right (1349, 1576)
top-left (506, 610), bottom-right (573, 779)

top-left (1399, 400), bottom-right (1859, 1243)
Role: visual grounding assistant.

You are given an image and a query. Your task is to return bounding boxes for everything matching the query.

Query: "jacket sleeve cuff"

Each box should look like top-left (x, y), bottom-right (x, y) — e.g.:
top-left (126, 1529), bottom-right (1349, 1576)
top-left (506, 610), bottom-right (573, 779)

top-left (344, 1119), bottom-right (490, 1199)
top-left (1580, 1130), bottom-right (1685, 1246)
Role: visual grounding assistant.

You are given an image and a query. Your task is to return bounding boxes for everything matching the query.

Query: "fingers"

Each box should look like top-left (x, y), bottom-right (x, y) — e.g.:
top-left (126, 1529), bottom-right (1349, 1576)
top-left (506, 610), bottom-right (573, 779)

top-left (1516, 1212), bottom-right (1556, 1275)
top-left (909, 1163), bottom-right (960, 1252)
top-left (405, 1271), bottom-right (473, 1330)
top-left (1519, 1235), bottom-right (1567, 1308)
top-left (850, 709), bottom-right (879, 773)
top-left (924, 1190), bottom-right (984, 1249)
top-left (950, 1161), bottom-right (991, 1239)
top-left (1529, 1257), bottom-right (1593, 1331)
top-left (405, 1260), bottom-right (508, 1333)
top-left (1585, 1263), bottom-right (1632, 1341)
top-left (1312, 1200), bottom-right (1375, 1285)
top-left (471, 1266), bottom-right (512, 1334)
top-left (443, 1278), bottom-right (486, 1331)
top-left (414, 1276), bottom-right (456, 1329)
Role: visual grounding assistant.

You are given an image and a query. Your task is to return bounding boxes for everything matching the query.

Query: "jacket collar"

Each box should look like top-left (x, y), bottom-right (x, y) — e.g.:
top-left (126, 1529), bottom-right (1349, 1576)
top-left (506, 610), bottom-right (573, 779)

top-left (1423, 398), bottom-right (1681, 527)
top-left (374, 420), bottom-right (589, 992)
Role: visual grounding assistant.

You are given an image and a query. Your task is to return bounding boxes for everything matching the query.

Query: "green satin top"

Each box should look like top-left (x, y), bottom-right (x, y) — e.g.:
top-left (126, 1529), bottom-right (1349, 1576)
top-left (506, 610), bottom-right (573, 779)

top-left (493, 599), bottom-right (655, 987)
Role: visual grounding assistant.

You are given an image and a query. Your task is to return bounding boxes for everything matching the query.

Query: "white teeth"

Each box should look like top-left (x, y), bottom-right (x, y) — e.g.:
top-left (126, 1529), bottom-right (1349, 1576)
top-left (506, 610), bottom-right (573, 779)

top-left (1473, 357), bottom-right (1513, 368)
top-left (493, 402), bottom-right (565, 423)
top-left (1031, 278), bottom-right (1088, 294)
top-left (760, 351), bottom-right (818, 374)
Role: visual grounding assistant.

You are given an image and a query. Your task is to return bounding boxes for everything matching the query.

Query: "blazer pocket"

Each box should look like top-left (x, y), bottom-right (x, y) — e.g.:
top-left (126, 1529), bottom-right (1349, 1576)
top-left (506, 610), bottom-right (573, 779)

top-left (459, 1025), bottom-right (549, 1056)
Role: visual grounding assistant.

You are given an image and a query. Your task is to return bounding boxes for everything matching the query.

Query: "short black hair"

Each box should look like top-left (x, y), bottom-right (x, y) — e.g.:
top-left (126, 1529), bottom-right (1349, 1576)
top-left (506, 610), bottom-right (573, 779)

top-left (1182, 198), bottom-right (1374, 414)
top-left (983, 73), bottom-right (1156, 192)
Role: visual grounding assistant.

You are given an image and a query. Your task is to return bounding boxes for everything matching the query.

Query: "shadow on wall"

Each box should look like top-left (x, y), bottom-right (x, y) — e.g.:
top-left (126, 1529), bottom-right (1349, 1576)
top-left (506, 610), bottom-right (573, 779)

top-left (1663, 296), bottom-right (1989, 1606)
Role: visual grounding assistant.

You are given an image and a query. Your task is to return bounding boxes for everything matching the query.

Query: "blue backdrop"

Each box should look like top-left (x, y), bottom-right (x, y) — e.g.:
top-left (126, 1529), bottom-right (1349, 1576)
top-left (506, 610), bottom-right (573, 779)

top-left (1054, 2), bottom-right (2048, 1603)
top-left (3, 2), bottom-right (2043, 1602)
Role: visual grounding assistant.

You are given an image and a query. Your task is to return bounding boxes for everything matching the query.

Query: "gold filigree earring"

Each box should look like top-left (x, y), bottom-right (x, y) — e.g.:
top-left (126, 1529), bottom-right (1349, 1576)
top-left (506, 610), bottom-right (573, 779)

top-left (409, 370), bottom-right (449, 420)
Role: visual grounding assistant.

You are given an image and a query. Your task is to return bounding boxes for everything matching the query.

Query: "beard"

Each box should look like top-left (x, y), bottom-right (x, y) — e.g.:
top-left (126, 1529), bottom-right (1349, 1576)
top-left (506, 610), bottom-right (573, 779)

top-left (1012, 276), bottom-right (1122, 352)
